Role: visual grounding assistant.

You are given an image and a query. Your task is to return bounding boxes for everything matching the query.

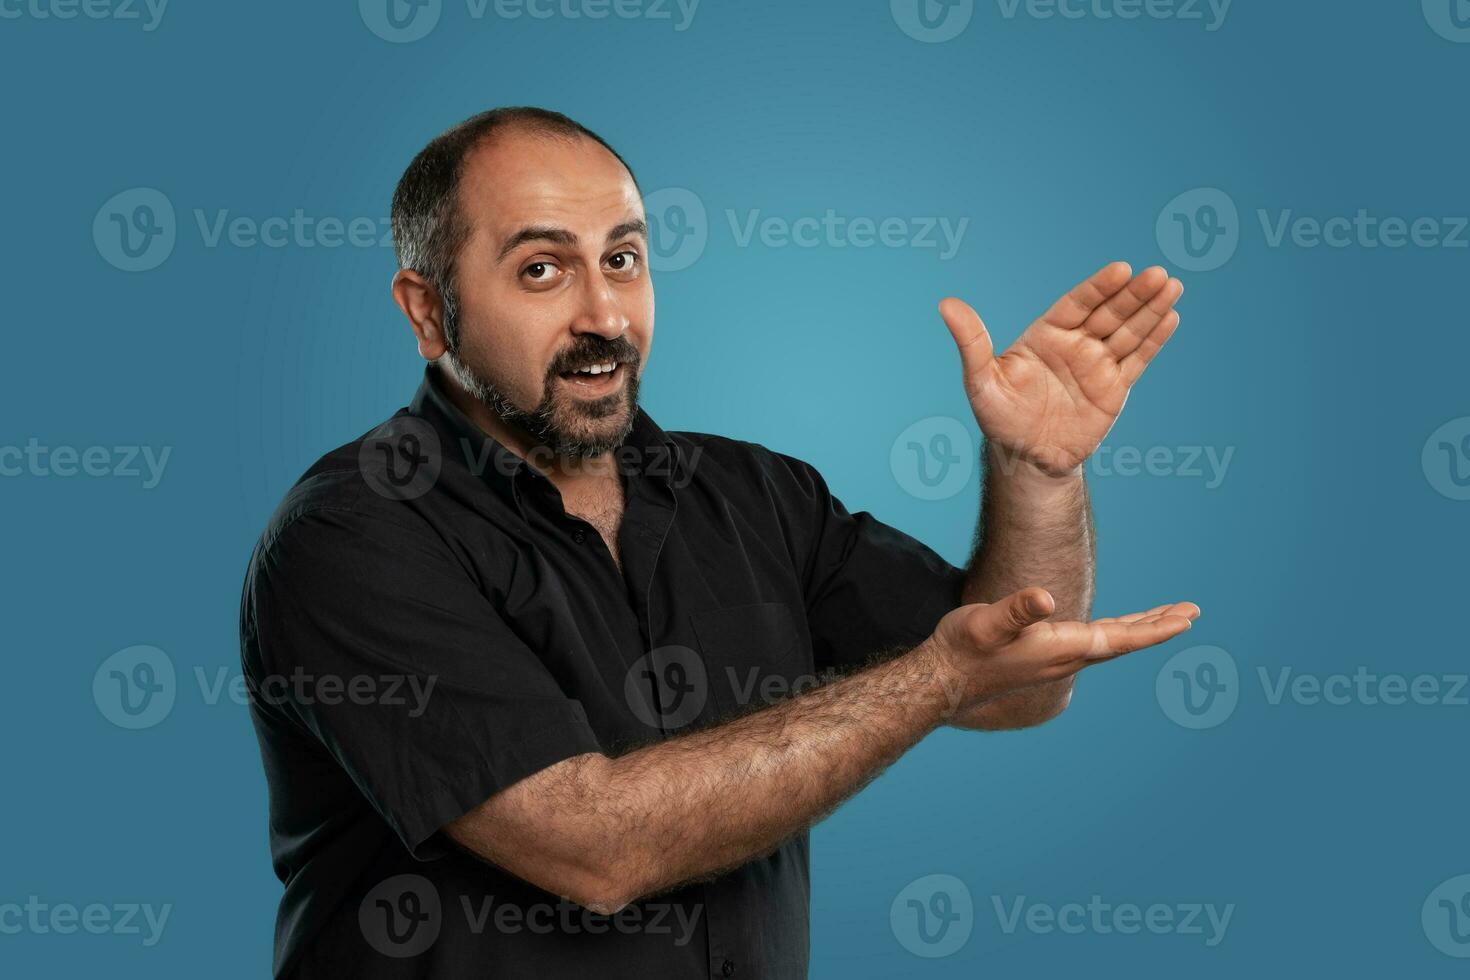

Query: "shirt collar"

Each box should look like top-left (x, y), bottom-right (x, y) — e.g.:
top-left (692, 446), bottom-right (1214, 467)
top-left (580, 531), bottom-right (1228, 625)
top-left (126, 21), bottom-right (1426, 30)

top-left (408, 365), bottom-right (686, 509)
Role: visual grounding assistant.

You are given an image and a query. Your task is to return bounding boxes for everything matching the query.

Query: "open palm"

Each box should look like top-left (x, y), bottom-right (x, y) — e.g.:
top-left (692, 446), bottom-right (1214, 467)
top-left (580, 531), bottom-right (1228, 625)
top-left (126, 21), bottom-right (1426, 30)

top-left (939, 262), bottom-right (1183, 475)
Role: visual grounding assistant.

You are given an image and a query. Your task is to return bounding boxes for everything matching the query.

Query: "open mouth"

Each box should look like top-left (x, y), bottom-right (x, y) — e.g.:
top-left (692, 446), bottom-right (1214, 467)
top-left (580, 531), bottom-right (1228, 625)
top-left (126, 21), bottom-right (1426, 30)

top-left (556, 360), bottom-right (626, 397)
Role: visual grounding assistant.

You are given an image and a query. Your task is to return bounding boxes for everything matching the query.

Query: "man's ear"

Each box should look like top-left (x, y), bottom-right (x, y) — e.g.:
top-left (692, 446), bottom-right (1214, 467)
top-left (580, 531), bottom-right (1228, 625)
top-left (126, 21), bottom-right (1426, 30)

top-left (391, 269), bottom-right (448, 361)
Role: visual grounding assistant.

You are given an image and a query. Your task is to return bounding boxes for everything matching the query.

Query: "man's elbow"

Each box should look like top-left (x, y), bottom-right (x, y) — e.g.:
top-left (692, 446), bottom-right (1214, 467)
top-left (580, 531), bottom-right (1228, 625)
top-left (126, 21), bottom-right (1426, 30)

top-left (450, 831), bottom-right (642, 914)
top-left (559, 844), bottom-right (662, 915)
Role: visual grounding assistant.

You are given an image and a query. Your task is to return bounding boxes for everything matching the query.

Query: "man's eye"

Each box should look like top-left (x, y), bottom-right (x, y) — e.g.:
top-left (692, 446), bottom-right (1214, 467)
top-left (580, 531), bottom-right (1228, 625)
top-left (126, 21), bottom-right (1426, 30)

top-left (607, 251), bottom-right (641, 273)
top-left (524, 261), bottom-right (560, 282)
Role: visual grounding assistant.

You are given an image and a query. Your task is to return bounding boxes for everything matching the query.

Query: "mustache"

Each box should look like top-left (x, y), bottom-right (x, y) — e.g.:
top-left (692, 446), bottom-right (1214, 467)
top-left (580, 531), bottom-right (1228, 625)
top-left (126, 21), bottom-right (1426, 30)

top-left (549, 336), bottom-right (641, 375)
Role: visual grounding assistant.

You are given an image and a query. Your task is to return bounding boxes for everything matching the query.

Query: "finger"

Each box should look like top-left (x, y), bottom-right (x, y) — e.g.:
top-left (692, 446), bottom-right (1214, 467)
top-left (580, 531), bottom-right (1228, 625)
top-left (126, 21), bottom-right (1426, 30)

top-left (938, 297), bottom-right (996, 397)
top-left (1119, 309), bottom-right (1182, 385)
top-left (1107, 277), bottom-right (1183, 357)
top-left (1084, 615), bottom-right (1194, 661)
top-left (1083, 266), bottom-right (1169, 340)
top-left (1041, 614), bottom-right (1191, 661)
top-left (969, 587), bottom-right (1056, 646)
top-left (1039, 261), bottom-right (1133, 330)
top-left (1094, 601), bottom-right (1201, 625)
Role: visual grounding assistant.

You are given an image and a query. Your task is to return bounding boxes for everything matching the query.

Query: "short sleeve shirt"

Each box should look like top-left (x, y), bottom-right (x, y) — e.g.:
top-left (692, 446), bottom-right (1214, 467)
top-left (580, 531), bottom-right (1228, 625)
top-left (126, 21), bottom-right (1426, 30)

top-left (239, 366), bottom-right (965, 979)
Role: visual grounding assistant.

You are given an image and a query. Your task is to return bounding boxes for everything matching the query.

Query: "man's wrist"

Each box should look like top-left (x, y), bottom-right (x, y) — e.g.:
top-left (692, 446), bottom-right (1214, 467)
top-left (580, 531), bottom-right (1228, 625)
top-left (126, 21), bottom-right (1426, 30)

top-left (982, 441), bottom-right (1087, 504)
top-left (983, 440), bottom-right (1085, 481)
top-left (903, 637), bottom-right (970, 723)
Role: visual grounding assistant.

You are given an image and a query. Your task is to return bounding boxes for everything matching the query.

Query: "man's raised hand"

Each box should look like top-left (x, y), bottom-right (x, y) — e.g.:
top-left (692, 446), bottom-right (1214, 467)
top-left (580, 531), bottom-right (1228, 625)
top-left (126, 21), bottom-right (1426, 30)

top-left (938, 262), bottom-right (1184, 476)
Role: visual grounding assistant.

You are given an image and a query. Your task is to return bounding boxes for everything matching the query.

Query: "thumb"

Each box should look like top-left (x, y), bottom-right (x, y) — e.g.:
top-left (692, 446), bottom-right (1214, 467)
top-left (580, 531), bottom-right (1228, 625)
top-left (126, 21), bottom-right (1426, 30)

top-left (938, 297), bottom-right (996, 397)
top-left (971, 587), bottom-right (1055, 646)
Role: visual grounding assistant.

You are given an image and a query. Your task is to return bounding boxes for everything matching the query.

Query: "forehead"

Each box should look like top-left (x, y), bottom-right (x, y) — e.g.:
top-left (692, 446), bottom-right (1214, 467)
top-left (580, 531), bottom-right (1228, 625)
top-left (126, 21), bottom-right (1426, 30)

top-left (457, 129), bottom-right (642, 240)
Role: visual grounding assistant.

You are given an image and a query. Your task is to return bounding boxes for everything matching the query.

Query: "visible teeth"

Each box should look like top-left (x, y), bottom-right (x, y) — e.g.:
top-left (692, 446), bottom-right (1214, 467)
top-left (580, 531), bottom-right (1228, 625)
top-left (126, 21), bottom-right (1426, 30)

top-left (574, 361), bottom-right (616, 376)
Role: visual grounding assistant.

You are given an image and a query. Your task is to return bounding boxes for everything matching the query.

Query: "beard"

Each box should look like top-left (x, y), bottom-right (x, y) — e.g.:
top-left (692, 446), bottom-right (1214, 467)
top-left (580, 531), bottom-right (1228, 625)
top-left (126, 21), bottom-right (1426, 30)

top-left (443, 324), bottom-right (642, 458)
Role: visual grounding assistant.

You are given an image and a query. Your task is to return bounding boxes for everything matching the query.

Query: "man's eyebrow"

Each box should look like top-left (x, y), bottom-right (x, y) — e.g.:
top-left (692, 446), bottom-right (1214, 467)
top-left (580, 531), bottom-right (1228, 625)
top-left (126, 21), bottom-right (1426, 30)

top-left (496, 218), bottom-right (648, 262)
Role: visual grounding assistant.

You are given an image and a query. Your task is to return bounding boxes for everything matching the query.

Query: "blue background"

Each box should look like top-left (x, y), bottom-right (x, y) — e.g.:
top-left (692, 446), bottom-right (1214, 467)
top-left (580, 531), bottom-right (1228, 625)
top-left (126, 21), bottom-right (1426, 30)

top-left (3, 0), bottom-right (1468, 975)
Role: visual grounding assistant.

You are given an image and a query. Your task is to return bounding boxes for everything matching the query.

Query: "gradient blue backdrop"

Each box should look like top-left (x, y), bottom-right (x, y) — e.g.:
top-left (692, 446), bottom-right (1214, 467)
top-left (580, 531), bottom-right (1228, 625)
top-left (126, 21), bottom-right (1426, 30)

top-left (3, 0), bottom-right (1468, 975)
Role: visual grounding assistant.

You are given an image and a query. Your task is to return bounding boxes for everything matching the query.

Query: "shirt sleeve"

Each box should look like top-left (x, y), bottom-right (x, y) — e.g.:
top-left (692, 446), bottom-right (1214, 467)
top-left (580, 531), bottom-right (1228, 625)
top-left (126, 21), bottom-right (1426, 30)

top-left (767, 450), bottom-right (966, 674)
top-left (242, 505), bottom-right (603, 860)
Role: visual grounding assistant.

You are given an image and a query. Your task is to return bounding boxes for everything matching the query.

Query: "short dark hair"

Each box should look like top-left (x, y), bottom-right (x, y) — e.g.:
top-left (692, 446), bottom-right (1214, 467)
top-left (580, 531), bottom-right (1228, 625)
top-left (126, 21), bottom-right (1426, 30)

top-left (389, 106), bottom-right (639, 347)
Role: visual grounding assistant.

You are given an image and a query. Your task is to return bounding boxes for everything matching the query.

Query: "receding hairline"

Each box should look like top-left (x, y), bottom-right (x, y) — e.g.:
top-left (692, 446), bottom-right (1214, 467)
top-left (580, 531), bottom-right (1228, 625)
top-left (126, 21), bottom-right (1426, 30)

top-left (451, 125), bottom-right (644, 259)
top-left (457, 124), bottom-right (640, 207)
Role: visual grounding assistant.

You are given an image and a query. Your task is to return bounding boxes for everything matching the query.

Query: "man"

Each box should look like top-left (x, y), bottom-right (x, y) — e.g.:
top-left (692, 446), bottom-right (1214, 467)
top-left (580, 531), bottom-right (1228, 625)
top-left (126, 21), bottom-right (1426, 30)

top-left (239, 106), bottom-right (1198, 979)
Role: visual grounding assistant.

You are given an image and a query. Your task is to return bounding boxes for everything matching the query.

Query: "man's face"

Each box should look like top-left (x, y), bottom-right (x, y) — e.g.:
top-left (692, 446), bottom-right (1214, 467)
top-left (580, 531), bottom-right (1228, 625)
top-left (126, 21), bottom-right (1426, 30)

top-left (443, 130), bottom-right (653, 457)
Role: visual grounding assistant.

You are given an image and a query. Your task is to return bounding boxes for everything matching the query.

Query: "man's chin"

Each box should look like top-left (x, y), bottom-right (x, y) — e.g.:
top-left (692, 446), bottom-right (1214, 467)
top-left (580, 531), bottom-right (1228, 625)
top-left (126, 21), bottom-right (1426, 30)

top-left (545, 407), bottom-right (635, 457)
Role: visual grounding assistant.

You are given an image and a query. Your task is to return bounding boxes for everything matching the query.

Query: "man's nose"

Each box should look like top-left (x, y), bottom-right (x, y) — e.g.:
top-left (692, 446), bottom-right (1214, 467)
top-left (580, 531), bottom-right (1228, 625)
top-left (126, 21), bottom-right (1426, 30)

top-left (570, 273), bottom-right (629, 339)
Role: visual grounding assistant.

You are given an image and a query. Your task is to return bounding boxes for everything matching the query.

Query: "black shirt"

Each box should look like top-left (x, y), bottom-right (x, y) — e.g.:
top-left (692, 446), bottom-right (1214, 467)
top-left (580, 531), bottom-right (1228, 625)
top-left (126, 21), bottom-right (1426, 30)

top-left (239, 366), bottom-right (965, 979)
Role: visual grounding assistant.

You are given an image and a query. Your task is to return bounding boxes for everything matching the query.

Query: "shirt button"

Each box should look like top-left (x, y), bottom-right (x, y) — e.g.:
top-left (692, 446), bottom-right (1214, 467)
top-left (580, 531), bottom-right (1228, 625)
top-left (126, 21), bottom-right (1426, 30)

top-left (571, 528), bottom-right (587, 544)
top-left (721, 960), bottom-right (735, 976)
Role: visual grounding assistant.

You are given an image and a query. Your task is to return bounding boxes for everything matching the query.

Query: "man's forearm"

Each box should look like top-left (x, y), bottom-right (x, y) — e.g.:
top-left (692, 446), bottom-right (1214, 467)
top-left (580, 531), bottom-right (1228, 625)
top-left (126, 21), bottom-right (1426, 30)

top-left (957, 441), bottom-right (1095, 727)
top-left (453, 643), bottom-right (961, 913)
top-left (595, 645), bottom-right (958, 905)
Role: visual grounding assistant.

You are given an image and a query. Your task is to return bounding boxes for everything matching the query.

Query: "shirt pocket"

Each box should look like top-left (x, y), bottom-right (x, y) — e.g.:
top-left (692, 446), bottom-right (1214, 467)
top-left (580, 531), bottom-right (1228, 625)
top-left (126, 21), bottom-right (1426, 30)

top-left (690, 601), bottom-right (817, 721)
